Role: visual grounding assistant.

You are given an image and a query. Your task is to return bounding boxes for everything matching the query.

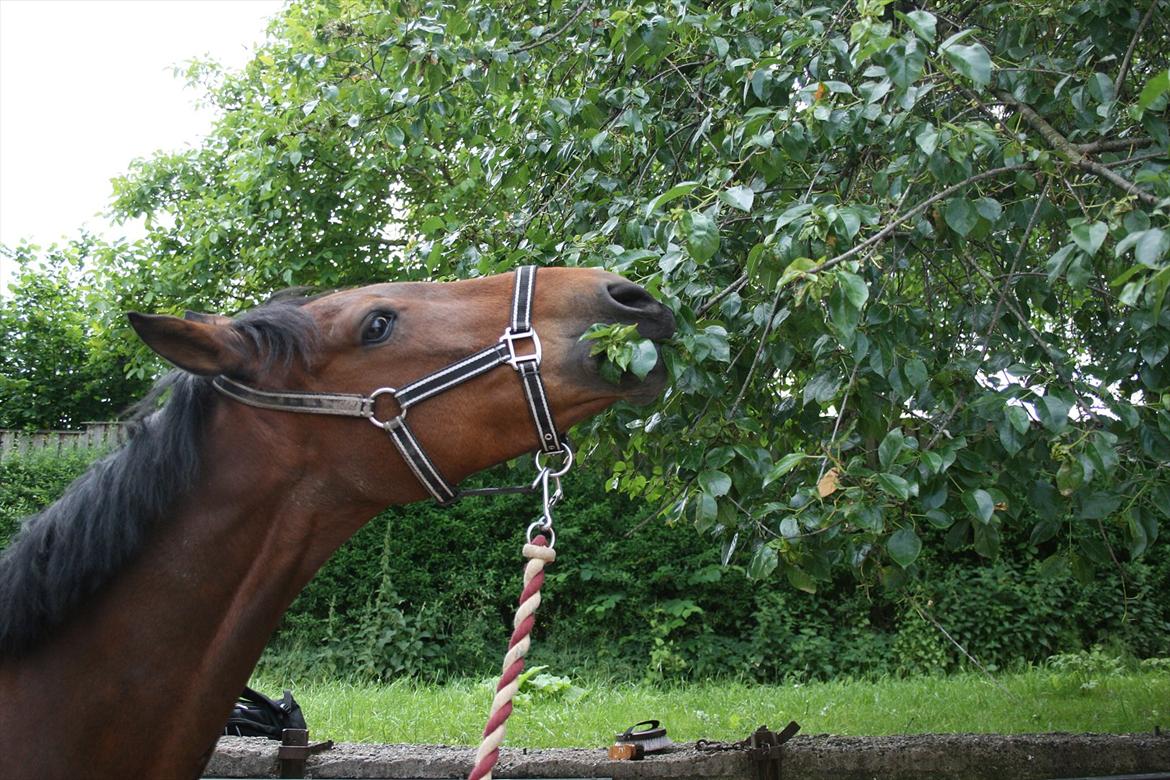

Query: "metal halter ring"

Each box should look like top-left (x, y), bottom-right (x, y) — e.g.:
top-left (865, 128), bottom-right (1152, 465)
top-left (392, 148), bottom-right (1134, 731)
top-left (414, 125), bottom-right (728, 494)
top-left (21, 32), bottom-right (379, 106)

top-left (533, 442), bottom-right (574, 478)
top-left (366, 387), bottom-right (404, 429)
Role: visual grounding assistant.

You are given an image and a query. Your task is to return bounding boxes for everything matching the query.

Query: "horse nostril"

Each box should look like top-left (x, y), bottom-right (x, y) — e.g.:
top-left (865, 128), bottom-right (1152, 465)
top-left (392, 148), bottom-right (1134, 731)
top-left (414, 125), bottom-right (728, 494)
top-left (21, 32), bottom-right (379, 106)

top-left (605, 281), bottom-right (658, 312)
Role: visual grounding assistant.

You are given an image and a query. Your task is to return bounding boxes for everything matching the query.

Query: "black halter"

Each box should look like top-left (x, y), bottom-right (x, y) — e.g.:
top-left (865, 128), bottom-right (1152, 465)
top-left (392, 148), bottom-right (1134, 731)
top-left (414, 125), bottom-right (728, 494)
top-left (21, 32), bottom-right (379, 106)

top-left (212, 266), bottom-right (567, 505)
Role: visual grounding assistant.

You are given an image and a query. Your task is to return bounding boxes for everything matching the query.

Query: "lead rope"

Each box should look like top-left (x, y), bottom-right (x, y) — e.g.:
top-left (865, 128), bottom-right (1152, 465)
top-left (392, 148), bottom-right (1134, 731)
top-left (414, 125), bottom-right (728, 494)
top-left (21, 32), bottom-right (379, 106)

top-left (468, 448), bottom-right (572, 780)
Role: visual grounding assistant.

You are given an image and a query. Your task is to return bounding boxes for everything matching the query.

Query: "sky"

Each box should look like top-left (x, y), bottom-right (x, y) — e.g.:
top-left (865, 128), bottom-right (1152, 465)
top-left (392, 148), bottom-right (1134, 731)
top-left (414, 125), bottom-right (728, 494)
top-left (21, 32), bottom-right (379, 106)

top-left (0, 0), bottom-right (286, 285)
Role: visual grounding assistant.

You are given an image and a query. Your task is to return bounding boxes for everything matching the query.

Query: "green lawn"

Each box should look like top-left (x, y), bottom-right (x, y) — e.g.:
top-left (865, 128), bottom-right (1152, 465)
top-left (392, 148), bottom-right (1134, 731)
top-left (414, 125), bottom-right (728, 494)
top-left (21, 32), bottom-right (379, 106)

top-left (251, 668), bottom-right (1169, 747)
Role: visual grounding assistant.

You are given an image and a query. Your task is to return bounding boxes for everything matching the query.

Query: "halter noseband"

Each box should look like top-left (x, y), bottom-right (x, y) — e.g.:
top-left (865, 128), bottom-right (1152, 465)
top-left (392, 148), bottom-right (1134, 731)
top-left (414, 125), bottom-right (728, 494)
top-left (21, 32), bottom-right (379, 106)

top-left (212, 266), bottom-right (567, 505)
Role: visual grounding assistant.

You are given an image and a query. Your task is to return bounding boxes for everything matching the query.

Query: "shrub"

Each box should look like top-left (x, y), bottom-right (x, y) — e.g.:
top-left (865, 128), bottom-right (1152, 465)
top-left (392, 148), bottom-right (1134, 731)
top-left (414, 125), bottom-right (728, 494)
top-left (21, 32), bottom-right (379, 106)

top-left (3, 450), bottom-right (1167, 682)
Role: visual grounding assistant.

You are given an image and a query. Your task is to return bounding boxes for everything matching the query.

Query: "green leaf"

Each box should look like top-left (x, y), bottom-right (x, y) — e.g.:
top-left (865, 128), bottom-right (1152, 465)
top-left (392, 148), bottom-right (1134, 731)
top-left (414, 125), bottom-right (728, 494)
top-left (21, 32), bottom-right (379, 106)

top-left (1006, 405), bottom-right (1030, 435)
top-left (1046, 244), bottom-right (1076, 284)
top-left (590, 129), bottom-right (610, 153)
top-left (764, 453), bottom-right (807, 486)
top-left (628, 339), bottom-right (659, 379)
top-left (1138, 68), bottom-right (1170, 110)
top-left (698, 469), bottom-right (732, 497)
top-left (1142, 341), bottom-right (1169, 366)
top-left (944, 198), bottom-right (979, 236)
top-left (1136, 229), bottom-right (1168, 267)
top-left (779, 257), bottom-right (818, 287)
top-left (693, 492), bottom-right (718, 531)
top-left (900, 10), bottom-right (937, 43)
top-left (1126, 509), bottom-right (1149, 558)
top-left (940, 36), bottom-right (992, 87)
top-left (684, 212), bottom-right (720, 261)
top-left (902, 358), bottom-right (928, 390)
top-left (915, 122), bottom-right (939, 155)
top-left (746, 544), bottom-right (778, 579)
top-left (803, 371), bottom-right (840, 405)
top-left (648, 181), bottom-right (699, 213)
top-left (785, 566), bottom-right (817, 593)
top-left (963, 488), bottom-right (994, 524)
top-left (838, 271), bottom-right (869, 309)
top-left (973, 522), bottom-right (1001, 558)
top-left (718, 185), bottom-right (755, 212)
top-left (384, 126), bottom-right (405, 148)
top-left (887, 527), bottom-right (922, 567)
top-left (829, 283), bottom-right (860, 337)
top-left (1070, 221), bottom-right (1108, 257)
top-left (878, 428), bottom-right (905, 469)
top-left (876, 472), bottom-right (911, 500)
top-left (1038, 393), bottom-right (1071, 433)
top-left (1056, 459), bottom-right (1084, 496)
top-left (925, 509), bottom-right (953, 529)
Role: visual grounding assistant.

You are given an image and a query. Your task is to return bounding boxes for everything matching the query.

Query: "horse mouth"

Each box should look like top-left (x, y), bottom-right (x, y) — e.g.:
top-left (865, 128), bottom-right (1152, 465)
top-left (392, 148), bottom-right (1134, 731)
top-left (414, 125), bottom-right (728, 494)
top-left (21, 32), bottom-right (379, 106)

top-left (573, 309), bottom-right (677, 405)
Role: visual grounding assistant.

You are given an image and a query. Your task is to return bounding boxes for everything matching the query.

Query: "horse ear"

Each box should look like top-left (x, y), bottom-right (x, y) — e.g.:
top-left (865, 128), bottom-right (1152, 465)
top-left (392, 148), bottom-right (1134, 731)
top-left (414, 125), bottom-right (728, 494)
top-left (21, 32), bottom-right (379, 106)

top-left (127, 312), bottom-right (250, 376)
top-left (183, 309), bottom-right (231, 326)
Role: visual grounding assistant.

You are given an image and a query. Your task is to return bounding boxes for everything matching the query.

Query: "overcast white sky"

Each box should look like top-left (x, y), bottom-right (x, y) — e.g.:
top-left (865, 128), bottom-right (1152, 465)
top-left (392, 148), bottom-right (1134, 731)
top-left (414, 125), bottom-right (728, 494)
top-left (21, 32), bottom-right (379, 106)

top-left (0, 0), bottom-right (286, 286)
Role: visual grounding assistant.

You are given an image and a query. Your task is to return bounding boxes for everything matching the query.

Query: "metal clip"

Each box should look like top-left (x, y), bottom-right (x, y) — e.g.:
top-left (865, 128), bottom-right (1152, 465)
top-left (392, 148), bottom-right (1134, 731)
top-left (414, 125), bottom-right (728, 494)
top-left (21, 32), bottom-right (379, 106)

top-left (526, 443), bottom-right (573, 547)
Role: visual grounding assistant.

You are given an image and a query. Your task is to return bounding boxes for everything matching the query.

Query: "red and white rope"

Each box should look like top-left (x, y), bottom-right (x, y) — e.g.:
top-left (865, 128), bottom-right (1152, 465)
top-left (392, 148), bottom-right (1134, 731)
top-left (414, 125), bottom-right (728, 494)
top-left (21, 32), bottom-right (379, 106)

top-left (467, 535), bottom-right (556, 780)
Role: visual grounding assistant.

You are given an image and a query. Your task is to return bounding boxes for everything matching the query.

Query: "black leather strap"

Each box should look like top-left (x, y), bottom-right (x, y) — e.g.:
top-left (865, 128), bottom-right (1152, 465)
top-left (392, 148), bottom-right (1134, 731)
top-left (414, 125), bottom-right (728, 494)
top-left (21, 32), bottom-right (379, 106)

top-left (212, 376), bottom-right (373, 418)
top-left (384, 419), bottom-right (458, 504)
top-left (506, 266), bottom-right (561, 454)
top-left (395, 343), bottom-right (510, 410)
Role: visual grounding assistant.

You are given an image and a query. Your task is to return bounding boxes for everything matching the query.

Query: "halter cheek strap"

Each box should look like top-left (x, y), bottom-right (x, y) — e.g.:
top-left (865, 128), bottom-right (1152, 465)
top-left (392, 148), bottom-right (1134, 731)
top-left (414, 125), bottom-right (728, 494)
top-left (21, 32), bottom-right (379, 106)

top-left (211, 266), bottom-right (566, 505)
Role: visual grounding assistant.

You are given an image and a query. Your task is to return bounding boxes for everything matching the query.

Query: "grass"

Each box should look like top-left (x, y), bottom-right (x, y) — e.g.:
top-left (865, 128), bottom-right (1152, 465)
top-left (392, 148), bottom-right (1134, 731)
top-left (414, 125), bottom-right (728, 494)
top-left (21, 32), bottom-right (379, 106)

top-left (250, 667), bottom-right (1170, 747)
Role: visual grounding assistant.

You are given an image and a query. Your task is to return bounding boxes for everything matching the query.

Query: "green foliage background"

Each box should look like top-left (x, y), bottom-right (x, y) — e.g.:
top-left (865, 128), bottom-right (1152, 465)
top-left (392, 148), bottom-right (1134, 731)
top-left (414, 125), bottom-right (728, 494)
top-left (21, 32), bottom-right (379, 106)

top-left (3, 0), bottom-right (1170, 597)
top-left (4, 452), bottom-right (1166, 681)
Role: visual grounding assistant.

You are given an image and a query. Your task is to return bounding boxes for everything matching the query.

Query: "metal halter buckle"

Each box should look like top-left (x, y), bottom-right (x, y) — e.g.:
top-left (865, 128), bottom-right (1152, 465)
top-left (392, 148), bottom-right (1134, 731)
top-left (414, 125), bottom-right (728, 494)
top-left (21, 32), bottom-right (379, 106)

top-left (499, 327), bottom-right (542, 370)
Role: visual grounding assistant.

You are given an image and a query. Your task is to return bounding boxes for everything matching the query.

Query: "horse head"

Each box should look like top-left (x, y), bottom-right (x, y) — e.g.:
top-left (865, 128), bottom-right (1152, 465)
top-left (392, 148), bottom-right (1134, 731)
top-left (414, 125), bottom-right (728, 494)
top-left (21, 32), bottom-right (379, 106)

top-left (127, 267), bottom-right (675, 507)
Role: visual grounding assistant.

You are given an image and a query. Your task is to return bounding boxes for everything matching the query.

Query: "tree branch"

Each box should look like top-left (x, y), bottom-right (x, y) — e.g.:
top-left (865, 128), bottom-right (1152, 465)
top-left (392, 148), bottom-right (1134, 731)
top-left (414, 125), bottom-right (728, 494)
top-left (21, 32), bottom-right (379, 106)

top-left (811, 165), bottom-right (1028, 275)
top-left (996, 91), bottom-right (1159, 207)
top-left (697, 274), bottom-right (748, 317)
top-left (512, 2), bottom-right (592, 52)
top-left (1074, 136), bottom-right (1154, 154)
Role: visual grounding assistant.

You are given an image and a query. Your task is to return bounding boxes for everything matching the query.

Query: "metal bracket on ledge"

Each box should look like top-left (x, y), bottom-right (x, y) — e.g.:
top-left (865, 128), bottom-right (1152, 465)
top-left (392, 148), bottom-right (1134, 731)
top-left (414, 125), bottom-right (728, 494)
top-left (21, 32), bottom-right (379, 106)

top-left (278, 728), bottom-right (333, 779)
top-left (746, 722), bottom-right (801, 780)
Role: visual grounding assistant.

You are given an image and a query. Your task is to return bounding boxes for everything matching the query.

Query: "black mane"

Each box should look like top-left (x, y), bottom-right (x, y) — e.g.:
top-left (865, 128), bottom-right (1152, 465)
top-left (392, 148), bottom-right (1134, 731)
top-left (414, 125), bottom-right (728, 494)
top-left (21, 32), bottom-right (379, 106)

top-left (0, 299), bottom-right (319, 656)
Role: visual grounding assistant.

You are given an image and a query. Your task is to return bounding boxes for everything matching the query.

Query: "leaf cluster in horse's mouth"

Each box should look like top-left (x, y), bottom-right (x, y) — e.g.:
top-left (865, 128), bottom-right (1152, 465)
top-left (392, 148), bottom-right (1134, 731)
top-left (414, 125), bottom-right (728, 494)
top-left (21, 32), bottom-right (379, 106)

top-left (579, 322), bottom-right (660, 384)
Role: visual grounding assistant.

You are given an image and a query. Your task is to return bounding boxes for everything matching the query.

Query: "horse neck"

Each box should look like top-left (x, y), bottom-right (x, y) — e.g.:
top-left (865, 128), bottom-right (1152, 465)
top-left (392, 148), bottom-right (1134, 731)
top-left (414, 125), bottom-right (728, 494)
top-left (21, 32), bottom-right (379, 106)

top-left (0, 408), bottom-right (381, 779)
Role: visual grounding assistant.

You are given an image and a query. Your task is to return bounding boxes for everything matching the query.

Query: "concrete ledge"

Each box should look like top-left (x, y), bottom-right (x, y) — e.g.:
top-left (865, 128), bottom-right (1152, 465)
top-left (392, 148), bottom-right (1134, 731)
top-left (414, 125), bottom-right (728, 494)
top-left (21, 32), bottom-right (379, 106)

top-left (207, 733), bottom-right (1170, 779)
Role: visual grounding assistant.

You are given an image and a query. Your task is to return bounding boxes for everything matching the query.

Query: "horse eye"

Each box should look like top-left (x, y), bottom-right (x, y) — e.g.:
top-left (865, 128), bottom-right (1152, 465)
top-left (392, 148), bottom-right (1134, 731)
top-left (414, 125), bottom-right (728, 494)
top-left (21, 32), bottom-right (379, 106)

top-left (361, 312), bottom-right (396, 345)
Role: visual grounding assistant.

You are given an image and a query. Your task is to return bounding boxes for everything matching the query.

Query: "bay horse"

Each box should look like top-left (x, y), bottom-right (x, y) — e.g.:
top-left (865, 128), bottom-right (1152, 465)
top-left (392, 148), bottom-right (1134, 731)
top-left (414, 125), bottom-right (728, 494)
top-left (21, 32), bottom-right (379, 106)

top-left (0, 266), bottom-right (674, 779)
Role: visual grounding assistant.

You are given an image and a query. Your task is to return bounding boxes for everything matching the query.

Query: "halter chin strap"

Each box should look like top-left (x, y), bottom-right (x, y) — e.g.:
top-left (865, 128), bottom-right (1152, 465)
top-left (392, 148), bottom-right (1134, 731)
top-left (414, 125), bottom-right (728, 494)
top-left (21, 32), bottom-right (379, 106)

top-left (211, 266), bottom-right (566, 505)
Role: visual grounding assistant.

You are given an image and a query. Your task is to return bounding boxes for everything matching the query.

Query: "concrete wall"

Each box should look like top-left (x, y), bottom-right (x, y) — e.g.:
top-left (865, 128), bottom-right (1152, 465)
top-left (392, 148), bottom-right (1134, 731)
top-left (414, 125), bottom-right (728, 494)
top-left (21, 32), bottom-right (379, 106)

top-left (207, 733), bottom-right (1170, 779)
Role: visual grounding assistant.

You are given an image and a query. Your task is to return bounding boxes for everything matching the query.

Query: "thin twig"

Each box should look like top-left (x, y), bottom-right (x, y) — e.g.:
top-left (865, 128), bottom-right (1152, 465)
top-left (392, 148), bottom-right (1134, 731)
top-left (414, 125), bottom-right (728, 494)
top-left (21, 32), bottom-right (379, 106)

top-left (926, 180), bottom-right (1050, 448)
top-left (912, 601), bottom-right (1021, 701)
top-left (1114, 0), bottom-right (1162, 100)
top-left (512, 2), bottom-right (592, 52)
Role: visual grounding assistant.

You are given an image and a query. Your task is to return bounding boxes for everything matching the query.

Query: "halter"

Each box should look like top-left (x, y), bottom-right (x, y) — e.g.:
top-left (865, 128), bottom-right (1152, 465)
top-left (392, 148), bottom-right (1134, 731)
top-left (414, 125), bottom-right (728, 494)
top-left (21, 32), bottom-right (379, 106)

top-left (211, 266), bottom-right (569, 506)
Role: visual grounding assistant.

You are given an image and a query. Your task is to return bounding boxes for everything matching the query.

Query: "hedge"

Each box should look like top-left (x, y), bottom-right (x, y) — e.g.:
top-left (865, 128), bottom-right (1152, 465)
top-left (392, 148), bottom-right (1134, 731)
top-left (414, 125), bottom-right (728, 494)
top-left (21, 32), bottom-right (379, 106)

top-left (2, 450), bottom-right (1167, 681)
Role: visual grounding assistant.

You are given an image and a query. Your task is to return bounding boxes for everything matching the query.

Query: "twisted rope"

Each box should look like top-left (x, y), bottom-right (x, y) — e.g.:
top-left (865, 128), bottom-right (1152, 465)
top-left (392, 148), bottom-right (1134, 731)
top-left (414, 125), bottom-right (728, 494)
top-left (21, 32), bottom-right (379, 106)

top-left (467, 535), bottom-right (556, 780)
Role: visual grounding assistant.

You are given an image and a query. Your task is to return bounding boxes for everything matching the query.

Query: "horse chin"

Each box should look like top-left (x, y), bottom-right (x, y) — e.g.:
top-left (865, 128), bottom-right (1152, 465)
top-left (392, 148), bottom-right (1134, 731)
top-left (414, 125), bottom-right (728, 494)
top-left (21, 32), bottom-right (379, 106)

top-left (621, 360), bottom-right (670, 406)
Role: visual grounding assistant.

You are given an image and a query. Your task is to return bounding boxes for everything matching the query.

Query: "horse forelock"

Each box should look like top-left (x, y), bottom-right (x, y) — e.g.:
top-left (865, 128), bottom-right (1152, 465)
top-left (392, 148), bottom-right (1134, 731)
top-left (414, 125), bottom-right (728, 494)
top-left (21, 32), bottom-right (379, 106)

top-left (0, 297), bottom-right (319, 657)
